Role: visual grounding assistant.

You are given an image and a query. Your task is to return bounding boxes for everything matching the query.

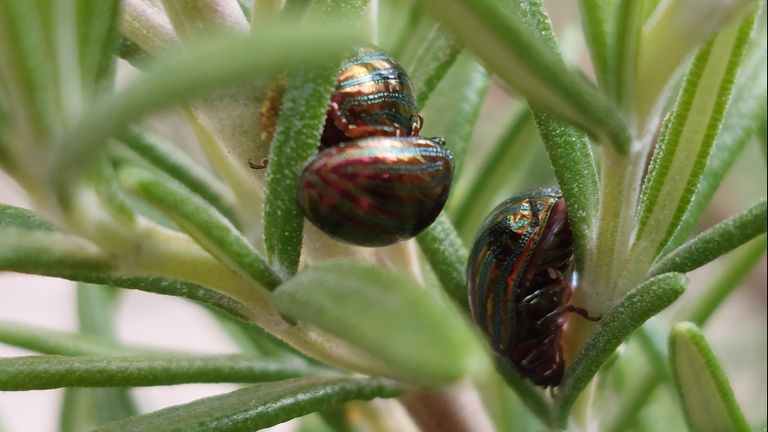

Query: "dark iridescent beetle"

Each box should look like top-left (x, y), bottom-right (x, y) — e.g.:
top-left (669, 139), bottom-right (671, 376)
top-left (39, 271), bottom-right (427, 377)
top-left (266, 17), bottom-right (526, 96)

top-left (466, 188), bottom-right (597, 387)
top-left (297, 136), bottom-right (453, 247)
top-left (321, 48), bottom-right (422, 149)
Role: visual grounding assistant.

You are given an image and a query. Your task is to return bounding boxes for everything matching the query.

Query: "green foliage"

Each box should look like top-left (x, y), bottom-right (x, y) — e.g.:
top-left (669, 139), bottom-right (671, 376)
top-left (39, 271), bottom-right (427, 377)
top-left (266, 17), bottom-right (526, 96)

top-left (0, 0), bottom-right (764, 430)
top-left (669, 323), bottom-right (751, 432)
top-left (0, 355), bottom-right (326, 390)
top-left (264, 67), bottom-right (337, 277)
top-left (273, 261), bottom-right (487, 385)
top-left (554, 273), bottom-right (688, 427)
top-left (94, 377), bottom-right (402, 432)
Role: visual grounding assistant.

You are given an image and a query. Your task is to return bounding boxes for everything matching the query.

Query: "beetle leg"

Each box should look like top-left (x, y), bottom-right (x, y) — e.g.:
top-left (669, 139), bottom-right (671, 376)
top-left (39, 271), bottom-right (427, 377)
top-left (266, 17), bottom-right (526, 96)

top-left (411, 115), bottom-right (424, 134)
top-left (329, 102), bottom-right (349, 129)
top-left (248, 158), bottom-right (269, 170)
top-left (562, 305), bottom-right (601, 322)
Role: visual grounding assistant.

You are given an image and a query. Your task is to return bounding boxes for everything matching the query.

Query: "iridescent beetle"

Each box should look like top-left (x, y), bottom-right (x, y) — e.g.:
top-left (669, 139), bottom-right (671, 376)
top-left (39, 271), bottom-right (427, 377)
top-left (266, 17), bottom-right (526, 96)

top-left (252, 49), bottom-right (422, 169)
top-left (321, 48), bottom-right (422, 149)
top-left (297, 136), bottom-right (453, 246)
top-left (466, 188), bottom-right (597, 387)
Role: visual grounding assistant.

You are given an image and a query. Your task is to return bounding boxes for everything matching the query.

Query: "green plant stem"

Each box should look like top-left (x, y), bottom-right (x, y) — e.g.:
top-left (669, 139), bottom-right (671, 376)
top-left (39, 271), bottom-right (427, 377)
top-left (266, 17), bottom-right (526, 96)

top-left (0, 214), bottom-right (255, 320)
top-left (0, 215), bottom-right (390, 377)
top-left (400, 383), bottom-right (495, 432)
top-left (0, 354), bottom-right (329, 390)
top-left (584, 144), bottom-right (646, 313)
top-left (160, 0), bottom-right (249, 37)
top-left (120, 0), bottom-right (178, 54)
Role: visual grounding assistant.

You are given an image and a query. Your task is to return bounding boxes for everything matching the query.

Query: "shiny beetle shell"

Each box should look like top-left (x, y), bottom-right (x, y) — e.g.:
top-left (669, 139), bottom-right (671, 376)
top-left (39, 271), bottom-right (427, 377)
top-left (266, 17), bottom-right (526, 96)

top-left (321, 48), bottom-right (422, 149)
top-left (467, 188), bottom-right (576, 387)
top-left (298, 136), bottom-right (453, 247)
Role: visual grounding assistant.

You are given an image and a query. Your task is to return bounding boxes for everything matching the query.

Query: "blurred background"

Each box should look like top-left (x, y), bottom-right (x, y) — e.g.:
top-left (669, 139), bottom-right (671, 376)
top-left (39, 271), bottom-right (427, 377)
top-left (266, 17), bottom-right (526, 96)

top-left (0, 1), bottom-right (765, 431)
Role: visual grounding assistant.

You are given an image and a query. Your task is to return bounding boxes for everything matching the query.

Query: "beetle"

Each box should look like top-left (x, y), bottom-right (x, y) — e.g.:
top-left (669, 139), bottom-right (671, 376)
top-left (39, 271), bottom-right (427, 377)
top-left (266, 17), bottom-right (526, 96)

top-left (321, 48), bottom-right (422, 149)
top-left (297, 136), bottom-right (453, 247)
top-left (466, 188), bottom-right (597, 387)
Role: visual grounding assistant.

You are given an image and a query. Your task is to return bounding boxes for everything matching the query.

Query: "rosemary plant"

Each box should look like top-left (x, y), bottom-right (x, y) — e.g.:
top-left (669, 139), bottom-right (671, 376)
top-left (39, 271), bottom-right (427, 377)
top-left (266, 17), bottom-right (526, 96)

top-left (0, 0), bottom-right (765, 431)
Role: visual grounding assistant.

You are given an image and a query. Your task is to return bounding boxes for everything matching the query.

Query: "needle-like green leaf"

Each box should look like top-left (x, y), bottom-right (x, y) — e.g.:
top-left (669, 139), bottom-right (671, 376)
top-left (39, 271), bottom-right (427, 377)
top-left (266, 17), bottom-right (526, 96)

top-left (406, 25), bottom-right (461, 107)
top-left (515, 0), bottom-right (600, 271)
top-left (635, 10), bottom-right (757, 261)
top-left (578, 0), bottom-right (614, 90)
top-left (415, 0), bottom-right (630, 153)
top-left (0, 0), bottom-right (59, 140)
top-left (419, 52), bottom-right (489, 179)
top-left (94, 377), bottom-right (402, 432)
top-left (54, 22), bottom-right (362, 186)
top-left (273, 261), bottom-right (487, 385)
top-left (263, 0), bottom-right (367, 277)
top-left (553, 273), bottom-right (687, 426)
top-left (665, 26), bottom-right (767, 251)
top-left (118, 165), bottom-right (282, 290)
top-left (635, 0), bottom-right (755, 125)
top-left (76, 0), bottom-right (120, 99)
top-left (0, 206), bottom-right (252, 319)
top-left (416, 213), bottom-right (469, 311)
top-left (263, 66), bottom-right (337, 277)
top-left (0, 354), bottom-right (327, 390)
top-left (0, 321), bottom-right (136, 356)
top-left (681, 234), bottom-right (767, 326)
top-left (71, 284), bottom-right (138, 422)
top-left (669, 322), bottom-right (751, 432)
top-left (0, 204), bottom-right (55, 231)
top-left (119, 128), bottom-right (239, 225)
top-left (650, 199), bottom-right (766, 276)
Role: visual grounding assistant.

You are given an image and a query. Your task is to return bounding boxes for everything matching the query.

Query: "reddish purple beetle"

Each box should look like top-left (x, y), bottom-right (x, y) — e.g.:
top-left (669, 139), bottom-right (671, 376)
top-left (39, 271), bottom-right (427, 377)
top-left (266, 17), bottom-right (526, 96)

top-left (297, 136), bottom-right (453, 247)
top-left (467, 188), bottom-right (597, 387)
top-left (321, 48), bottom-right (423, 149)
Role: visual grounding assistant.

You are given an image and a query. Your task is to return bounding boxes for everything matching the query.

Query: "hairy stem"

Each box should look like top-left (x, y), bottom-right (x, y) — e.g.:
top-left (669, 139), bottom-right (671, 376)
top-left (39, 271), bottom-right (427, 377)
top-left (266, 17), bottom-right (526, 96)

top-left (583, 142), bottom-right (647, 313)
